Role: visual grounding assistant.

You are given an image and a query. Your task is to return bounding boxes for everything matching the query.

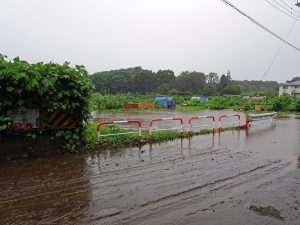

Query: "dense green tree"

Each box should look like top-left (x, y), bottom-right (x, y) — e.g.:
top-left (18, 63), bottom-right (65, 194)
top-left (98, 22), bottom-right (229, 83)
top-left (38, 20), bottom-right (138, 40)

top-left (222, 85), bottom-right (241, 95)
top-left (219, 74), bottom-right (230, 89)
top-left (204, 84), bottom-right (218, 96)
top-left (206, 72), bottom-right (219, 84)
top-left (91, 67), bottom-right (279, 96)
top-left (234, 80), bottom-right (278, 96)
top-left (158, 84), bottom-right (173, 94)
top-left (176, 71), bottom-right (206, 94)
top-left (155, 70), bottom-right (176, 87)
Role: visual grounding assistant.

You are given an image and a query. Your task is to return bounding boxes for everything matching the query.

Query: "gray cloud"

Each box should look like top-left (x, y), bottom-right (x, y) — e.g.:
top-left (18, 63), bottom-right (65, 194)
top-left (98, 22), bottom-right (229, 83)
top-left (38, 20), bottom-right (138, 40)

top-left (0, 0), bottom-right (299, 82)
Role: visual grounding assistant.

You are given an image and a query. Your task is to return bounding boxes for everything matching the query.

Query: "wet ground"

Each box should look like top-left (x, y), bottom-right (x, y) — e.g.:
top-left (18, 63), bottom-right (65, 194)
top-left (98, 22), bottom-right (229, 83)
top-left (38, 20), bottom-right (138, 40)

top-left (1, 117), bottom-right (300, 224)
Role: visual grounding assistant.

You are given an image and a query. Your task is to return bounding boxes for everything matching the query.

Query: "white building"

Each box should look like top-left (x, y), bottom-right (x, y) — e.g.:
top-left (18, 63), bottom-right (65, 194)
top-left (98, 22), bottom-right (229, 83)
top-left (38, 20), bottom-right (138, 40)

top-left (279, 81), bottom-right (300, 98)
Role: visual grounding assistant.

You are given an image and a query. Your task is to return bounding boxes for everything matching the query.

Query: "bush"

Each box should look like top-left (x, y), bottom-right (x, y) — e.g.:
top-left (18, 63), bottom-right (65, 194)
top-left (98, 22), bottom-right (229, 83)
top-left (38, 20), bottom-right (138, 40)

top-left (0, 54), bottom-right (93, 152)
top-left (295, 99), bottom-right (300, 112)
top-left (271, 94), bottom-right (293, 111)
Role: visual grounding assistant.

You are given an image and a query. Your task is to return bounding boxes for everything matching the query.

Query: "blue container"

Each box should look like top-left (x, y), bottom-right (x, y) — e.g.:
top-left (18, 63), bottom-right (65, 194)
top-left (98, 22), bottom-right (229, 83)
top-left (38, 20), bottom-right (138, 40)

top-left (155, 97), bottom-right (167, 107)
top-left (200, 97), bottom-right (208, 103)
top-left (155, 97), bottom-right (176, 108)
top-left (167, 97), bottom-right (175, 107)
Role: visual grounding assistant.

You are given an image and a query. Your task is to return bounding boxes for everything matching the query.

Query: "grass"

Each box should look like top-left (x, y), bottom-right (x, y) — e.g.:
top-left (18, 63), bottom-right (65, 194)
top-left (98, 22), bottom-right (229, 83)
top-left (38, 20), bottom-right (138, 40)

top-left (84, 123), bottom-right (238, 150)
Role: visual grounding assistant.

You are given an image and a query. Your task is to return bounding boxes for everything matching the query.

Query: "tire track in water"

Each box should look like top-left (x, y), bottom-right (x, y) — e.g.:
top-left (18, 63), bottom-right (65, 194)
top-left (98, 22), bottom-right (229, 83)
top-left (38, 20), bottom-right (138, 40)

top-left (91, 151), bottom-right (255, 205)
top-left (83, 147), bottom-right (290, 225)
top-left (94, 160), bottom-right (291, 225)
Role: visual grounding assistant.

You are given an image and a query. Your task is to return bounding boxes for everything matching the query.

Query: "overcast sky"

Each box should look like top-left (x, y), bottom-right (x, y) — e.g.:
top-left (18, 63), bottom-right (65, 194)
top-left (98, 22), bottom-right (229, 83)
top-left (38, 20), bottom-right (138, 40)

top-left (1, 0), bottom-right (300, 82)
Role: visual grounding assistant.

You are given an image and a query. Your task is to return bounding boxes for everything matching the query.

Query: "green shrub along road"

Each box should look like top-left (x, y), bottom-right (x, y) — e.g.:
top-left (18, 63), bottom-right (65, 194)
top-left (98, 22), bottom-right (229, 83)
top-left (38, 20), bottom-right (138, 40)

top-left (90, 93), bottom-right (300, 112)
top-left (0, 55), bottom-right (93, 153)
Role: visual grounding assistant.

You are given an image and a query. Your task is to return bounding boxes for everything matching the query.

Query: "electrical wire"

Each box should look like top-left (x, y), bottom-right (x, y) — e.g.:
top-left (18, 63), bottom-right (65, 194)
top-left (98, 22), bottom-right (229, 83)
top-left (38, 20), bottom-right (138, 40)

top-left (220, 0), bottom-right (300, 52)
top-left (277, 0), bottom-right (300, 14)
top-left (269, 0), bottom-right (300, 18)
top-left (261, 16), bottom-right (298, 80)
top-left (265, 0), bottom-right (300, 21)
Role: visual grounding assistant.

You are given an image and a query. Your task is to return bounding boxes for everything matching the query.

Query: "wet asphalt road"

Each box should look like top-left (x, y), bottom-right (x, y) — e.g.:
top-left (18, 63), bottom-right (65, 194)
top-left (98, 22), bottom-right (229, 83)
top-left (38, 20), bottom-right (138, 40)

top-left (0, 116), bottom-right (299, 224)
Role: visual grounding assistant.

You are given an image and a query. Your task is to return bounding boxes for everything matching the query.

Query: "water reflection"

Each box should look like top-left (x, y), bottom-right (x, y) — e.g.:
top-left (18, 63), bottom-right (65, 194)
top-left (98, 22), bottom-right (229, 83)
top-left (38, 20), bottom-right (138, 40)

top-left (0, 155), bottom-right (92, 225)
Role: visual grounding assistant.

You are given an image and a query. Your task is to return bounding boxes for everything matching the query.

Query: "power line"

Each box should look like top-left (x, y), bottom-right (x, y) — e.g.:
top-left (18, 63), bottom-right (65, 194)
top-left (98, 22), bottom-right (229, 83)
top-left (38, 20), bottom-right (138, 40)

top-left (261, 15), bottom-right (299, 80)
top-left (265, 0), bottom-right (300, 21)
top-left (277, 0), bottom-right (300, 13)
top-left (268, 0), bottom-right (300, 18)
top-left (273, 0), bottom-right (300, 15)
top-left (220, 0), bottom-right (300, 52)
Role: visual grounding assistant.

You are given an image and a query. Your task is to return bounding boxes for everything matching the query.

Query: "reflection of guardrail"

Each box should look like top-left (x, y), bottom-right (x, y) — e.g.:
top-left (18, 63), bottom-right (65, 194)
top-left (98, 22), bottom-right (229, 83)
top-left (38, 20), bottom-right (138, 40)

top-left (149, 117), bottom-right (184, 138)
top-left (246, 112), bottom-right (277, 128)
top-left (188, 115), bottom-right (215, 134)
top-left (218, 114), bottom-right (241, 132)
top-left (97, 120), bottom-right (142, 143)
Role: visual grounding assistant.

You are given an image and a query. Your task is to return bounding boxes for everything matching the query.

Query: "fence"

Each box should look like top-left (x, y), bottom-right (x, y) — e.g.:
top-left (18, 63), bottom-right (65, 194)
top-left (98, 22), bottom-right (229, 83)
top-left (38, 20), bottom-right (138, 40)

top-left (188, 115), bottom-right (216, 134)
top-left (218, 114), bottom-right (241, 132)
top-left (149, 117), bottom-right (184, 138)
top-left (97, 120), bottom-right (142, 143)
top-left (96, 113), bottom-right (273, 143)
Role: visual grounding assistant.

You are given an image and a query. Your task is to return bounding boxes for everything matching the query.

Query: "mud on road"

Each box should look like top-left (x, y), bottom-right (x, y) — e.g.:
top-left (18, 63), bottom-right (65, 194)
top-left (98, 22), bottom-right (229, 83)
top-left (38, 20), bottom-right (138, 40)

top-left (0, 117), bottom-right (300, 224)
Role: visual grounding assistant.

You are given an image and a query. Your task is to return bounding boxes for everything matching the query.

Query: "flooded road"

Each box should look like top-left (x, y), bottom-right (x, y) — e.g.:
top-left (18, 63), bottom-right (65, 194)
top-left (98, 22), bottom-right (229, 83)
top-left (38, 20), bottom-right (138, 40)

top-left (1, 117), bottom-right (300, 224)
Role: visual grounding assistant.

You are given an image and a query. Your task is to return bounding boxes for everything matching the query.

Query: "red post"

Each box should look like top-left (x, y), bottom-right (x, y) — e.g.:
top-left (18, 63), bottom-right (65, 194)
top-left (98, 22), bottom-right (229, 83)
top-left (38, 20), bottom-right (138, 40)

top-left (245, 113), bottom-right (249, 129)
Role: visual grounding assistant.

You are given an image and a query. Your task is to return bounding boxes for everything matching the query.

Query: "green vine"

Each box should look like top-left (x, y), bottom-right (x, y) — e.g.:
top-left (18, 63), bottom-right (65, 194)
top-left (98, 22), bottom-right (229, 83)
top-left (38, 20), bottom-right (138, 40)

top-left (0, 54), bottom-right (93, 153)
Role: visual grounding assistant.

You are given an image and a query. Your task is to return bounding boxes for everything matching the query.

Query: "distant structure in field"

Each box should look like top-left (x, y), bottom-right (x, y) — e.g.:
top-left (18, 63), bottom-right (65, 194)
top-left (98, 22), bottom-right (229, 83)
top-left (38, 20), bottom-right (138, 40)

top-left (279, 81), bottom-right (300, 98)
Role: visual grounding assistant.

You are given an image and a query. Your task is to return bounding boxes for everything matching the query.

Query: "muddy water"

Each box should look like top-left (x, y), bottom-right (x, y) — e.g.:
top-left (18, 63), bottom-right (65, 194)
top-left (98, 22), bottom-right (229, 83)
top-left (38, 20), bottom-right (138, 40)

top-left (1, 117), bottom-right (300, 224)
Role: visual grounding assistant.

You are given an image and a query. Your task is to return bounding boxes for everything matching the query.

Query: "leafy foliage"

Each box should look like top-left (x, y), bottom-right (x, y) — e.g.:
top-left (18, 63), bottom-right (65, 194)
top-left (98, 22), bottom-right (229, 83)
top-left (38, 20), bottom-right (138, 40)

top-left (91, 67), bottom-right (278, 96)
top-left (0, 54), bottom-right (93, 152)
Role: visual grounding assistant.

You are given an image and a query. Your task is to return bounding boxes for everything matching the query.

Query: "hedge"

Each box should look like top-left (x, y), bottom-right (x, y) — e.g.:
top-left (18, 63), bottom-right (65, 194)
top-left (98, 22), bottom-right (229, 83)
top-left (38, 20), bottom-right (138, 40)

top-left (0, 54), bottom-right (93, 153)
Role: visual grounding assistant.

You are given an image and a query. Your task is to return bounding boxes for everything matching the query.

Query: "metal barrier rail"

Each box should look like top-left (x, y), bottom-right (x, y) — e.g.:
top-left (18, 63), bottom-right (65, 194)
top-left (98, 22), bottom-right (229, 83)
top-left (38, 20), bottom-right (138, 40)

top-left (97, 120), bottom-right (142, 143)
top-left (149, 117), bottom-right (184, 138)
top-left (218, 114), bottom-right (241, 132)
top-left (188, 115), bottom-right (216, 134)
top-left (246, 112), bottom-right (277, 128)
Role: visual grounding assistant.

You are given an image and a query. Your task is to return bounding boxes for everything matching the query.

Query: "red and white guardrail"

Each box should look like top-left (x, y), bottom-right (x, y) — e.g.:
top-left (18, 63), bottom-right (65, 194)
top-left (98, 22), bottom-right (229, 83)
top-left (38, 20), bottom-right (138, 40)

top-left (218, 114), bottom-right (241, 132)
top-left (188, 115), bottom-right (216, 134)
top-left (96, 114), bottom-right (247, 144)
top-left (97, 120), bottom-right (142, 143)
top-left (149, 117), bottom-right (184, 138)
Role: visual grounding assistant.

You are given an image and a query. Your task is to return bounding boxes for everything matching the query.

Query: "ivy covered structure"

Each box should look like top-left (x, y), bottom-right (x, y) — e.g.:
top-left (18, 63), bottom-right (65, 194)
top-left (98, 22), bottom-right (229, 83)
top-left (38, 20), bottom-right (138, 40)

top-left (0, 54), bottom-right (93, 153)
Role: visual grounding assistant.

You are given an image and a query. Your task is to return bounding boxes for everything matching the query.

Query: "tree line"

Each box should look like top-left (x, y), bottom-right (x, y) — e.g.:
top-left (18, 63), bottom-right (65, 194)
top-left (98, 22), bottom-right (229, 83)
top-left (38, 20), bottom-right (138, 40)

top-left (91, 67), bottom-right (278, 96)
